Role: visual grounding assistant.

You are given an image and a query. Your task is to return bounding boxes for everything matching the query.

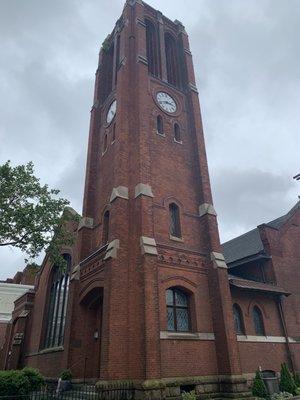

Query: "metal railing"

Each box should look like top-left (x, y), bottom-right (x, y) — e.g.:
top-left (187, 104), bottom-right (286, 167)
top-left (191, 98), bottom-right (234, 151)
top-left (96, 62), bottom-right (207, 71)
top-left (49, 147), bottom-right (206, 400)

top-left (0, 384), bottom-right (135, 400)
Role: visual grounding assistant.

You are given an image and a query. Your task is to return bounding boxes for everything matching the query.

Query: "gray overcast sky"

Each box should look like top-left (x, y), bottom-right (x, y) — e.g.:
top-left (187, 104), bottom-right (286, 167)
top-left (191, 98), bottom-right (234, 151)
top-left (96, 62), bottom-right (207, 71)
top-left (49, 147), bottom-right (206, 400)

top-left (0, 0), bottom-right (299, 279)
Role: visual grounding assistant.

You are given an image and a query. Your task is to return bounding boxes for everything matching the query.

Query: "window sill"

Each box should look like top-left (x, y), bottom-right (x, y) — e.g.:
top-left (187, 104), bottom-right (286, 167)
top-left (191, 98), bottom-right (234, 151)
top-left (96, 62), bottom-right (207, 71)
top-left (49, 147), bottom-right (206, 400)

top-left (156, 132), bottom-right (166, 137)
top-left (102, 149), bottom-right (108, 156)
top-left (174, 139), bottom-right (183, 144)
top-left (170, 235), bottom-right (184, 243)
top-left (160, 331), bottom-right (215, 341)
top-left (27, 346), bottom-right (64, 357)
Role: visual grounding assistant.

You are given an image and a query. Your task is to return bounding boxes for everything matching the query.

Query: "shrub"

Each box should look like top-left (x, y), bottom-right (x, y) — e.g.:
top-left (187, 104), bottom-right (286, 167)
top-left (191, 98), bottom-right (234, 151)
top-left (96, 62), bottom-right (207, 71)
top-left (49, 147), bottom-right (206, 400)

top-left (22, 367), bottom-right (45, 391)
top-left (0, 370), bottom-right (31, 396)
top-left (295, 387), bottom-right (300, 396)
top-left (60, 369), bottom-right (72, 381)
top-left (270, 392), bottom-right (293, 400)
top-left (252, 370), bottom-right (268, 399)
top-left (182, 390), bottom-right (197, 400)
top-left (295, 374), bottom-right (300, 387)
top-left (279, 363), bottom-right (296, 394)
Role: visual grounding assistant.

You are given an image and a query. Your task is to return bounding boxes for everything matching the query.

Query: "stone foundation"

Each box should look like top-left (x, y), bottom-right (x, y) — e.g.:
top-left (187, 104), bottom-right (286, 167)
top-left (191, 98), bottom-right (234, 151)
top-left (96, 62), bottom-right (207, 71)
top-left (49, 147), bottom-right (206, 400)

top-left (96, 375), bottom-right (253, 400)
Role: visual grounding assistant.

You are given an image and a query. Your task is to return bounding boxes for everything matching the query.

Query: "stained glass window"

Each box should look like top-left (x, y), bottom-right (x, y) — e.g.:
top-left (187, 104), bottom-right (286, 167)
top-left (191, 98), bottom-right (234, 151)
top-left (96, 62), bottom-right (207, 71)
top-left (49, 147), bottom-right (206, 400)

top-left (233, 304), bottom-right (245, 335)
top-left (252, 306), bottom-right (265, 336)
top-left (166, 288), bottom-right (190, 332)
top-left (44, 254), bottom-right (71, 349)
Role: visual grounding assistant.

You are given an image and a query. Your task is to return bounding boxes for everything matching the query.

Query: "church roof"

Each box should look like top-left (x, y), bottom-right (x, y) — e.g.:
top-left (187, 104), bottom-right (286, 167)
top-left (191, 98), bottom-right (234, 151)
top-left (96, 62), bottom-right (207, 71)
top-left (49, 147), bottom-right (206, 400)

top-left (222, 201), bottom-right (300, 266)
top-left (228, 275), bottom-right (290, 296)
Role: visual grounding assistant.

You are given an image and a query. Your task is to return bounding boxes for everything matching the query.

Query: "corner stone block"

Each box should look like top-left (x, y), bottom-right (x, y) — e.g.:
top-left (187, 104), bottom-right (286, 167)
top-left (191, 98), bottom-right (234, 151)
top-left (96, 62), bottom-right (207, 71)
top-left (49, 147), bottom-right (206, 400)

top-left (70, 264), bottom-right (80, 281)
top-left (140, 236), bottom-right (158, 256)
top-left (211, 252), bottom-right (228, 270)
top-left (78, 216), bottom-right (94, 231)
top-left (104, 239), bottom-right (120, 260)
top-left (110, 186), bottom-right (129, 203)
top-left (199, 203), bottom-right (217, 217)
top-left (135, 183), bottom-right (154, 199)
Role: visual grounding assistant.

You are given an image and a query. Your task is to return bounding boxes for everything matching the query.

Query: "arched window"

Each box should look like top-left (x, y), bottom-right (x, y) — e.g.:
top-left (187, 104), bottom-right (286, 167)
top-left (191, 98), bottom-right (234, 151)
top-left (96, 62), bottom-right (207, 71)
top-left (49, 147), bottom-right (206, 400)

top-left (169, 203), bottom-right (181, 238)
top-left (103, 134), bottom-right (108, 153)
top-left (157, 115), bottom-right (164, 135)
top-left (174, 123), bottom-right (181, 142)
top-left (44, 254), bottom-right (71, 349)
top-left (233, 304), bottom-right (245, 335)
top-left (166, 288), bottom-right (190, 332)
top-left (112, 124), bottom-right (116, 142)
top-left (115, 35), bottom-right (120, 85)
top-left (252, 306), bottom-right (265, 336)
top-left (165, 33), bottom-right (181, 88)
top-left (145, 19), bottom-right (160, 77)
top-left (100, 42), bottom-right (114, 104)
top-left (102, 210), bottom-right (110, 244)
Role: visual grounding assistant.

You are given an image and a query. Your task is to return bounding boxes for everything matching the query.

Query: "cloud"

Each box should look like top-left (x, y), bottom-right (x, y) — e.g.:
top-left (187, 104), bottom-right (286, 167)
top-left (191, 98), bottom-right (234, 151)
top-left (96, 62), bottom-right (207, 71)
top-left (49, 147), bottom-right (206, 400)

top-left (0, 0), bottom-right (299, 279)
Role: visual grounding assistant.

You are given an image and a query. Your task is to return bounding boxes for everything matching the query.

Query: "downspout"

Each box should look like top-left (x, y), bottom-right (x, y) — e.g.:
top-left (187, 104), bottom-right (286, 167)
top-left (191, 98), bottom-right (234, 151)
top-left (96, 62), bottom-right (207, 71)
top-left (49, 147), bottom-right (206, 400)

top-left (277, 295), bottom-right (295, 374)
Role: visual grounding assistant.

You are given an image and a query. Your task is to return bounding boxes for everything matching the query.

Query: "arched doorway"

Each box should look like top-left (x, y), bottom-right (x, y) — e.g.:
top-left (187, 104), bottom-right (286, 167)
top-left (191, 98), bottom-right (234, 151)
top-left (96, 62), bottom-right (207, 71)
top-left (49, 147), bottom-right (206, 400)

top-left (80, 287), bottom-right (103, 379)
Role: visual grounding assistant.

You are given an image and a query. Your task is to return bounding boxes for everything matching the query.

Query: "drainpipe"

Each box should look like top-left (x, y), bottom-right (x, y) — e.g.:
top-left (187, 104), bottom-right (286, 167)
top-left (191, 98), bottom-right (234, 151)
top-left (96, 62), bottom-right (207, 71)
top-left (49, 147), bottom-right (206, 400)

top-left (277, 295), bottom-right (295, 374)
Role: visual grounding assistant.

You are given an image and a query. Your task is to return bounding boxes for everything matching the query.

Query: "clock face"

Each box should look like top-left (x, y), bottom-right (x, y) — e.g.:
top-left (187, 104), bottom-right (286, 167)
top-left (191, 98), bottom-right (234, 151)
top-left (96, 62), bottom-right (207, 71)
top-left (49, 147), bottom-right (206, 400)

top-left (156, 92), bottom-right (177, 114)
top-left (106, 100), bottom-right (117, 124)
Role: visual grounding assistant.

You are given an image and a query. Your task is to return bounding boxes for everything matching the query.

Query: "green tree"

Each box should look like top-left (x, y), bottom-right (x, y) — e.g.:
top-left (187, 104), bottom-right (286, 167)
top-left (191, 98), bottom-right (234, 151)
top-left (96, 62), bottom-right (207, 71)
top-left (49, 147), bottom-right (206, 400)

top-left (279, 363), bottom-right (296, 394)
top-left (0, 161), bottom-right (79, 269)
top-left (252, 370), bottom-right (268, 398)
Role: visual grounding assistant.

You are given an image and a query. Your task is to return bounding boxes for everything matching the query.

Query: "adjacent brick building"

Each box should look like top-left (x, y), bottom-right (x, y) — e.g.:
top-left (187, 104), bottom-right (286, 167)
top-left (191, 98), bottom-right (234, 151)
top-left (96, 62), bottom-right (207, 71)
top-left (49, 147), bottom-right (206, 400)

top-left (2, 1), bottom-right (299, 398)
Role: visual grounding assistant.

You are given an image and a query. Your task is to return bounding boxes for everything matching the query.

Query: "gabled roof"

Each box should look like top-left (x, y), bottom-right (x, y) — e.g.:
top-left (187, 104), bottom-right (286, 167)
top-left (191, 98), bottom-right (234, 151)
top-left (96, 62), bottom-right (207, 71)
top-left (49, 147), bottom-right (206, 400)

top-left (222, 201), bottom-right (300, 266)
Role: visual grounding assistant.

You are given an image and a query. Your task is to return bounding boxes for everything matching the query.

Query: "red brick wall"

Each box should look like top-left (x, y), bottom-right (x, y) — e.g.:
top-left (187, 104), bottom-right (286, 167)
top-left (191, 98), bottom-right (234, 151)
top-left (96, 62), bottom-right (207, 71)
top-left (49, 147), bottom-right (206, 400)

top-left (0, 322), bottom-right (8, 350)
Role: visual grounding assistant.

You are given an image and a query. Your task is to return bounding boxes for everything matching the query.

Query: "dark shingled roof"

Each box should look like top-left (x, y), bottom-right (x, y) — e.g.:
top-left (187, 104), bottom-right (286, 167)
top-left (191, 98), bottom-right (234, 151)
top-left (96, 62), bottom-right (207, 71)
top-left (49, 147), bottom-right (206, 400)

top-left (222, 201), bottom-right (300, 265)
top-left (222, 228), bottom-right (264, 265)
top-left (228, 275), bottom-right (290, 296)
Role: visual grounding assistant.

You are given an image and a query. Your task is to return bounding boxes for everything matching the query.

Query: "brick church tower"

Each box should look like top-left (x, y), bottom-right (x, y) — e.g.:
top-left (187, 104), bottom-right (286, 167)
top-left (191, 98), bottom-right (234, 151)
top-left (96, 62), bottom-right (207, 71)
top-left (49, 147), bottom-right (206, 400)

top-left (68, 0), bottom-right (249, 395)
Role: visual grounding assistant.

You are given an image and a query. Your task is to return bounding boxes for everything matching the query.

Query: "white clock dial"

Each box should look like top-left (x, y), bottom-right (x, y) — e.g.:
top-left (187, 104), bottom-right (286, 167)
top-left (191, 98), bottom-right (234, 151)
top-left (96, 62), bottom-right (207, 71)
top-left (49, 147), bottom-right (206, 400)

top-left (106, 100), bottom-right (117, 124)
top-left (156, 92), bottom-right (177, 114)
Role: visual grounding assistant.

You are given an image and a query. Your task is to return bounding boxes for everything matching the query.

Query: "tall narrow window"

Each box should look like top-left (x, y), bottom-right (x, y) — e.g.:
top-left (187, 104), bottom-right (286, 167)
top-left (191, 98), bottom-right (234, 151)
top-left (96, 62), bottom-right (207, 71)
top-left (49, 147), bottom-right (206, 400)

top-left (174, 123), bottom-right (181, 142)
top-left (165, 33), bottom-right (181, 88)
top-left (103, 134), bottom-right (108, 153)
top-left (157, 115), bottom-right (164, 135)
top-left (112, 124), bottom-right (116, 142)
top-left (102, 211), bottom-right (110, 245)
top-left (252, 306), bottom-right (265, 336)
top-left (233, 304), bottom-right (245, 335)
top-left (44, 254), bottom-right (71, 349)
top-left (115, 35), bottom-right (120, 85)
top-left (166, 288), bottom-right (190, 332)
top-left (145, 19), bottom-right (160, 77)
top-left (169, 203), bottom-right (181, 238)
top-left (100, 42), bottom-right (114, 104)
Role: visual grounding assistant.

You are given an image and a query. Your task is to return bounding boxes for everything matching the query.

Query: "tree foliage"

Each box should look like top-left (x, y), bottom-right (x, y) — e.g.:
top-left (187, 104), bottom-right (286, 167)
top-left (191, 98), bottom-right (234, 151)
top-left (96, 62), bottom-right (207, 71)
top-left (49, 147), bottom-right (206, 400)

top-left (279, 363), bottom-right (296, 394)
top-left (252, 370), bottom-right (268, 399)
top-left (0, 161), bottom-right (79, 269)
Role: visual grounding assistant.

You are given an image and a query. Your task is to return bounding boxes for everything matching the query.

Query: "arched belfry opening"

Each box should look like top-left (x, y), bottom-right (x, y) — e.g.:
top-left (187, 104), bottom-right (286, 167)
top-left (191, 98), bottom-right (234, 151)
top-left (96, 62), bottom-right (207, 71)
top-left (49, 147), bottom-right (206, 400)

top-left (145, 19), bottom-right (161, 78)
top-left (165, 33), bottom-right (181, 88)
